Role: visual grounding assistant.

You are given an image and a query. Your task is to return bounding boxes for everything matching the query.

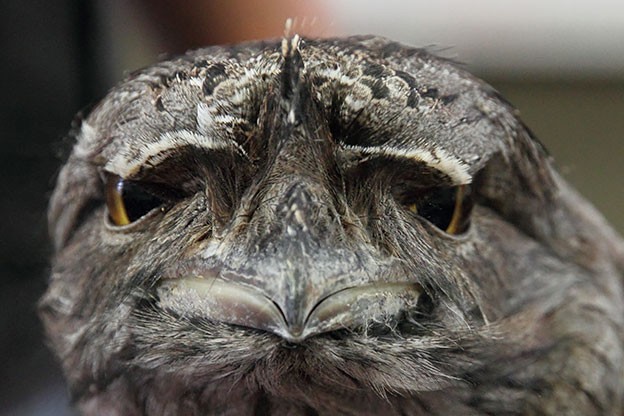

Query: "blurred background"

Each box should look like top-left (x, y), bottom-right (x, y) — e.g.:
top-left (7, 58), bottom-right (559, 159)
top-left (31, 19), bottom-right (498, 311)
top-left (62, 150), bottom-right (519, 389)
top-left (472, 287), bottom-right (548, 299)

top-left (1, 0), bottom-right (622, 414)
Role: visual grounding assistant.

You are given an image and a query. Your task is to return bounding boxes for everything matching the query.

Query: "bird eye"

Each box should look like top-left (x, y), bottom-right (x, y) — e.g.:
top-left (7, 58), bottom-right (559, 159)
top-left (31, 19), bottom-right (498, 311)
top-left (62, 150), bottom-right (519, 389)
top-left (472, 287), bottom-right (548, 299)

top-left (105, 174), bottom-right (165, 226)
top-left (403, 185), bottom-right (472, 235)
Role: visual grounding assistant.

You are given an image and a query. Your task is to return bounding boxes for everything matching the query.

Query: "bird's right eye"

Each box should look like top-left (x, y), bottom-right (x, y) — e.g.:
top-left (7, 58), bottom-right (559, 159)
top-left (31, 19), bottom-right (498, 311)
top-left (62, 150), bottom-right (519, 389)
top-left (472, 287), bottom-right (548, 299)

top-left (105, 174), bottom-right (165, 226)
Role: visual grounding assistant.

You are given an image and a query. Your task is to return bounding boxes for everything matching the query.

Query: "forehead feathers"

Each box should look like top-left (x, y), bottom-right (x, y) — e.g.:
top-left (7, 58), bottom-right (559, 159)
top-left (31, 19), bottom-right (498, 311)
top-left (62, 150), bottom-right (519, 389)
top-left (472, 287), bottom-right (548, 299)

top-left (78, 36), bottom-right (516, 184)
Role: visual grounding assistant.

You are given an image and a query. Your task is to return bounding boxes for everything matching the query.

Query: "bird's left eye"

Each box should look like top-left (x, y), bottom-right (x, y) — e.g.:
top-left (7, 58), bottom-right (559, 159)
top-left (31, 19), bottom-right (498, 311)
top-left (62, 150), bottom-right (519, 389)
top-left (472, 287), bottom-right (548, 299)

top-left (403, 185), bottom-right (473, 235)
top-left (105, 174), bottom-right (165, 226)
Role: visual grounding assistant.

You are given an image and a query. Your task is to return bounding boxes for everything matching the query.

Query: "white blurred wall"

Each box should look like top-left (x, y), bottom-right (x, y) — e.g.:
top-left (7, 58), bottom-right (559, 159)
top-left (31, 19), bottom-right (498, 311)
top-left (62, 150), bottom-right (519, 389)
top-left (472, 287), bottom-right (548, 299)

top-left (328, 0), bottom-right (624, 78)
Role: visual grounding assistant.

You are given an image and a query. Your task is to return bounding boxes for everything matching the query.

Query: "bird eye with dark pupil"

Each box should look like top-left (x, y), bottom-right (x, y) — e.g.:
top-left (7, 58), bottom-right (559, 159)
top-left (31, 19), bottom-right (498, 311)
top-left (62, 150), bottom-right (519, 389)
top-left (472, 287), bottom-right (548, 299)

top-left (105, 174), bottom-right (165, 226)
top-left (404, 185), bottom-right (472, 235)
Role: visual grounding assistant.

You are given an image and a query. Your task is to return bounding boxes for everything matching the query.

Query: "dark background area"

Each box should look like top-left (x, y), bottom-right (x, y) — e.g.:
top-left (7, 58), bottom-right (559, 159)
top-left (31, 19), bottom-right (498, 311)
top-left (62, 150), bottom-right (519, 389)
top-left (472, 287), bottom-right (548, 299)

top-left (1, 2), bottom-right (101, 415)
top-left (1, 1), bottom-right (622, 415)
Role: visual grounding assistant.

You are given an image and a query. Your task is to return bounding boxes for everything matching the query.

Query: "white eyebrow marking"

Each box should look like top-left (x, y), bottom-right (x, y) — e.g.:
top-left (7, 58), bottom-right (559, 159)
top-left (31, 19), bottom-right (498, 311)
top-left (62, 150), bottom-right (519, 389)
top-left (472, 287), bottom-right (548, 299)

top-left (344, 144), bottom-right (471, 184)
top-left (105, 129), bottom-right (232, 177)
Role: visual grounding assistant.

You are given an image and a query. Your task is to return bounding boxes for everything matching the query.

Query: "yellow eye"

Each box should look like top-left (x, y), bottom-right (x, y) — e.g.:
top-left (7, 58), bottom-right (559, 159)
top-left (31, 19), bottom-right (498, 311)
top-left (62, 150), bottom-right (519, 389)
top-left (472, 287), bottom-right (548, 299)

top-left (444, 185), bottom-right (471, 235)
top-left (403, 185), bottom-right (473, 235)
top-left (105, 174), bottom-right (164, 226)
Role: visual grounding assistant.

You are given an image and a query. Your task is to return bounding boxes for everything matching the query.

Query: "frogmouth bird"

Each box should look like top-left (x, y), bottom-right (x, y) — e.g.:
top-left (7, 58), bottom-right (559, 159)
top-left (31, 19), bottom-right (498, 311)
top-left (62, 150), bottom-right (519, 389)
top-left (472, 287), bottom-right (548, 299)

top-left (40, 35), bottom-right (624, 415)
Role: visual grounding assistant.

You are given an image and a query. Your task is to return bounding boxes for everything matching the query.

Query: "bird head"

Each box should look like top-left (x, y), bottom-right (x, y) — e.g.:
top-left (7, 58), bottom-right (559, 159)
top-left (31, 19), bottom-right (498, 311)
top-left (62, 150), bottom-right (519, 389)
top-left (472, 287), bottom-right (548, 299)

top-left (40, 36), bottom-right (624, 414)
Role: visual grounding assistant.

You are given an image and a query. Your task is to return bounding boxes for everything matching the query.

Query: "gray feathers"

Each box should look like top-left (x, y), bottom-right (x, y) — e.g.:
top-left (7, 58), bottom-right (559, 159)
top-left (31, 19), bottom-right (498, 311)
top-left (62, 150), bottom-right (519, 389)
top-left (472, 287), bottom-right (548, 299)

top-left (41, 36), bottom-right (624, 415)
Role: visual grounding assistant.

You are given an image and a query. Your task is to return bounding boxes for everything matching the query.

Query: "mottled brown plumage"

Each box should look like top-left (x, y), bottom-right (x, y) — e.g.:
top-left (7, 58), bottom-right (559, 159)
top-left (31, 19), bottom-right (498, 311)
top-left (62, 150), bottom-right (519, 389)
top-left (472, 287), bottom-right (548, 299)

top-left (40, 36), bottom-right (624, 415)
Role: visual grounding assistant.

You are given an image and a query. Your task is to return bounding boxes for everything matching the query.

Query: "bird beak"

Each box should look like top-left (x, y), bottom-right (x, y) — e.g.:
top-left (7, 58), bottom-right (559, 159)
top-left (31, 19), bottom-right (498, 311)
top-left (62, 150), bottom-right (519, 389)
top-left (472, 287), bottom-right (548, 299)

top-left (158, 271), bottom-right (421, 342)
